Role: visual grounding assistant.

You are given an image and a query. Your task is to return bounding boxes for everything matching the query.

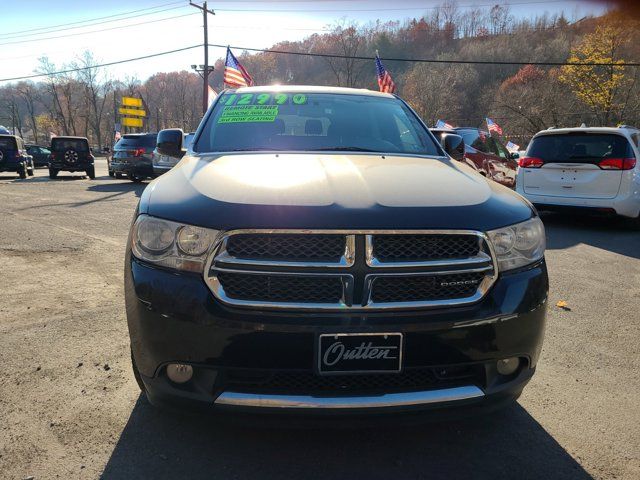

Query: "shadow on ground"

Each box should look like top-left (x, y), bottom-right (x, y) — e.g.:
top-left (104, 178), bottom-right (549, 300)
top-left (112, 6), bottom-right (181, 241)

top-left (87, 181), bottom-right (146, 197)
top-left (542, 211), bottom-right (640, 259)
top-left (101, 397), bottom-right (591, 480)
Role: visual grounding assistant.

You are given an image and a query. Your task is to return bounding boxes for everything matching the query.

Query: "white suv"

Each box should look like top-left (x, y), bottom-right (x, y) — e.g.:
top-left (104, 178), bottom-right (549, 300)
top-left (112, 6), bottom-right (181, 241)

top-left (516, 126), bottom-right (640, 226)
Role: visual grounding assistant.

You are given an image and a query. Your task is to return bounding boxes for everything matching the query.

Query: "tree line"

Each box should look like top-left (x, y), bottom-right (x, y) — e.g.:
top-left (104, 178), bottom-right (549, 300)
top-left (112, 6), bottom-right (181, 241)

top-left (1, 3), bottom-right (639, 147)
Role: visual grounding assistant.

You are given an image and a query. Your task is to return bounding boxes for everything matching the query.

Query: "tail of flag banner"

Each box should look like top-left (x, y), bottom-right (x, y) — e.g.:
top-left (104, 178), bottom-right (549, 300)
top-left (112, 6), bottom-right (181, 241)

top-left (49, 132), bottom-right (57, 140)
top-left (505, 141), bottom-right (520, 153)
top-left (114, 131), bottom-right (121, 142)
top-left (486, 117), bottom-right (503, 135)
top-left (224, 47), bottom-right (254, 88)
top-left (375, 52), bottom-right (396, 93)
top-left (435, 119), bottom-right (454, 129)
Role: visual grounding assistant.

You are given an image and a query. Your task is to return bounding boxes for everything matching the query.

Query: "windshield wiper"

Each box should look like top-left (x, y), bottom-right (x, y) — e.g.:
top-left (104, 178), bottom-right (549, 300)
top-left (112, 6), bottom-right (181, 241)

top-left (310, 146), bottom-right (379, 152)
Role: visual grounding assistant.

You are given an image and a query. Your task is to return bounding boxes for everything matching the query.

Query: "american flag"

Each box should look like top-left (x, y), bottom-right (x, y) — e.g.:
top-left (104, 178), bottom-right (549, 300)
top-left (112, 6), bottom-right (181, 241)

top-left (505, 141), bottom-right (520, 152)
top-left (114, 131), bottom-right (121, 142)
top-left (436, 119), bottom-right (454, 129)
top-left (486, 117), bottom-right (503, 135)
top-left (375, 53), bottom-right (396, 93)
top-left (224, 47), bottom-right (254, 88)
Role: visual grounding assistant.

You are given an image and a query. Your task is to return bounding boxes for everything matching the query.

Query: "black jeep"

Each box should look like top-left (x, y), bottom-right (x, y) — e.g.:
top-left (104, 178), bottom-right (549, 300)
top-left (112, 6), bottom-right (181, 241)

top-left (0, 134), bottom-right (35, 179)
top-left (49, 136), bottom-right (95, 179)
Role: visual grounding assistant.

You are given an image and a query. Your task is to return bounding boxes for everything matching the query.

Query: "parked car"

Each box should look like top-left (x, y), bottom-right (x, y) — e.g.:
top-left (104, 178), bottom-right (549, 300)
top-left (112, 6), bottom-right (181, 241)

top-left (152, 132), bottom-right (195, 176)
top-left (26, 144), bottom-right (52, 168)
top-left (434, 127), bottom-right (519, 188)
top-left (516, 126), bottom-right (640, 227)
top-left (126, 86), bottom-right (548, 418)
top-left (109, 133), bottom-right (157, 182)
top-left (0, 134), bottom-right (34, 178)
top-left (48, 136), bottom-right (94, 179)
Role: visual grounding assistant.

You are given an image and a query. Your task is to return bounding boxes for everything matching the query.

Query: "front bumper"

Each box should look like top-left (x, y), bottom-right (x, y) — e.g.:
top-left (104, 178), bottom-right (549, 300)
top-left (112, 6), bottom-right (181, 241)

top-left (126, 255), bottom-right (548, 416)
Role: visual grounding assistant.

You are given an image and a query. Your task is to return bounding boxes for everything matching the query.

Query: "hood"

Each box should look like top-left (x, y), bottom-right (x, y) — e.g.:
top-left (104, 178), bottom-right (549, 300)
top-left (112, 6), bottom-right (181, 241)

top-left (141, 153), bottom-right (534, 231)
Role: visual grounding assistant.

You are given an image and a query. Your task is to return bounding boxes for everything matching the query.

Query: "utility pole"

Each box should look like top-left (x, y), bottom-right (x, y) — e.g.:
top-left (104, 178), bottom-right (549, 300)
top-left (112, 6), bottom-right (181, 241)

top-left (190, 1), bottom-right (215, 115)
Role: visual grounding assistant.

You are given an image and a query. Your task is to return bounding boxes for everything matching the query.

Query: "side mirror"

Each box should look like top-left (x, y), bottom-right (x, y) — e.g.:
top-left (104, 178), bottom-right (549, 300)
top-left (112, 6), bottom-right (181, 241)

top-left (157, 128), bottom-right (184, 158)
top-left (510, 151), bottom-right (520, 160)
top-left (441, 133), bottom-right (465, 161)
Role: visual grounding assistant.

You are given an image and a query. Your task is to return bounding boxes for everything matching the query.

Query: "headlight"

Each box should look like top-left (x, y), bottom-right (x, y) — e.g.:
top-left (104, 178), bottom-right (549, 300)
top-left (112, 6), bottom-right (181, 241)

top-left (487, 217), bottom-right (545, 271)
top-left (131, 215), bottom-right (219, 272)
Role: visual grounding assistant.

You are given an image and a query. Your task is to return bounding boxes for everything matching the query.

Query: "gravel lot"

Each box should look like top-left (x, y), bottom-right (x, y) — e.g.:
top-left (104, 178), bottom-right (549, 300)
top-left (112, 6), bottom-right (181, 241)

top-left (0, 159), bottom-right (638, 480)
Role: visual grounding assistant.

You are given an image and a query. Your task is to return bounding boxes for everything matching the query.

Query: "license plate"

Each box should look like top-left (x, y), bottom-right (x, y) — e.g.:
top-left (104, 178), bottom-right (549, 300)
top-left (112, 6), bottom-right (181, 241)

top-left (318, 333), bottom-right (403, 374)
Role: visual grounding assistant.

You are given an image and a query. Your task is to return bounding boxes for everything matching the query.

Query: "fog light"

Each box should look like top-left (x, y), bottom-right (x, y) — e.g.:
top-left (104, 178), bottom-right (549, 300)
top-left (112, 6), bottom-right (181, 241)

top-left (496, 357), bottom-right (520, 375)
top-left (166, 363), bottom-right (193, 384)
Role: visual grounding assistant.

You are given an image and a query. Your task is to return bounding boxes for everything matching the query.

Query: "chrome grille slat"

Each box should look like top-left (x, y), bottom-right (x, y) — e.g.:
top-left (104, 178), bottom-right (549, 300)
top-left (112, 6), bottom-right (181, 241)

top-left (204, 230), bottom-right (498, 310)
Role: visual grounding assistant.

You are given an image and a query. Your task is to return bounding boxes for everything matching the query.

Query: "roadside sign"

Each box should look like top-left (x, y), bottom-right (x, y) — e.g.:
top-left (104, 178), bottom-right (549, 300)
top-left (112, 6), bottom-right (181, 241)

top-left (118, 107), bottom-right (146, 117)
top-left (122, 97), bottom-right (143, 107)
top-left (121, 117), bottom-right (144, 128)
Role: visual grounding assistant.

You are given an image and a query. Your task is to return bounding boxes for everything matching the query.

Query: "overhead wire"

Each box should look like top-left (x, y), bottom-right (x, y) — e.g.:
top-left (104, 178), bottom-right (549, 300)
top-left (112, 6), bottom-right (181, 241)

top-left (0, 1), bottom-right (186, 38)
top-left (209, 43), bottom-right (640, 67)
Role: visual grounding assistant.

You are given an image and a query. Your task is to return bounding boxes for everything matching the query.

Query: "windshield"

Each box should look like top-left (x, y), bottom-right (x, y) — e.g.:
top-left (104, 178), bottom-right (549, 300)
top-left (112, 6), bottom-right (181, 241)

top-left (115, 134), bottom-right (157, 149)
top-left (51, 138), bottom-right (89, 152)
top-left (195, 92), bottom-right (441, 155)
top-left (528, 133), bottom-right (634, 164)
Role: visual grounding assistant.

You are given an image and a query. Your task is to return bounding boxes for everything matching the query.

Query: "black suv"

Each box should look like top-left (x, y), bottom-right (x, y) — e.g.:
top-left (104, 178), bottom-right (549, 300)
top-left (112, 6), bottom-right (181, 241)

top-left (49, 136), bottom-right (95, 179)
top-left (109, 133), bottom-right (157, 182)
top-left (125, 87), bottom-right (548, 418)
top-left (0, 134), bottom-right (34, 178)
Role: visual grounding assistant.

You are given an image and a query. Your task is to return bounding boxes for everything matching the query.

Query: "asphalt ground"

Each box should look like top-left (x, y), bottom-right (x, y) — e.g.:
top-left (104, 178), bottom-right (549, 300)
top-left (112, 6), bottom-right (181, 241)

top-left (0, 160), bottom-right (638, 479)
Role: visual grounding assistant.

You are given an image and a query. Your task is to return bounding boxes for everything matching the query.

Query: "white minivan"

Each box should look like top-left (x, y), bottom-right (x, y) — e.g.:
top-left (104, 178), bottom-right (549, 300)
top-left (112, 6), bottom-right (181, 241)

top-left (516, 126), bottom-right (640, 226)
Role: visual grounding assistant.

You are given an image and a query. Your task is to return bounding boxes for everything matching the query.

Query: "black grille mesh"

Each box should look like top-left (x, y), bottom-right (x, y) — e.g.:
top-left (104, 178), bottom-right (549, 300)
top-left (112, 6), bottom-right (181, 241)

top-left (217, 272), bottom-right (344, 304)
top-left (372, 234), bottom-right (480, 262)
top-left (226, 234), bottom-right (346, 262)
top-left (371, 272), bottom-right (486, 303)
top-left (224, 367), bottom-right (477, 395)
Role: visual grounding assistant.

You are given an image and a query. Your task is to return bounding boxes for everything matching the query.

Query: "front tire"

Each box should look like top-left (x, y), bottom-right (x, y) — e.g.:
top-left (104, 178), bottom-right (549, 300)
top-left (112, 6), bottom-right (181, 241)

top-left (18, 164), bottom-right (27, 179)
top-left (108, 169), bottom-right (115, 177)
top-left (49, 167), bottom-right (58, 179)
top-left (86, 166), bottom-right (96, 179)
top-left (128, 173), bottom-right (143, 183)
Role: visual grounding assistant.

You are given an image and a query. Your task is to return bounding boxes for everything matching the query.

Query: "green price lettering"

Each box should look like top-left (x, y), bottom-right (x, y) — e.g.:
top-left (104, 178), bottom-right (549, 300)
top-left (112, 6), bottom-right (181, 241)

top-left (237, 94), bottom-right (253, 105)
top-left (275, 93), bottom-right (288, 105)
top-left (223, 94), bottom-right (237, 105)
top-left (256, 94), bottom-right (271, 105)
top-left (292, 94), bottom-right (307, 105)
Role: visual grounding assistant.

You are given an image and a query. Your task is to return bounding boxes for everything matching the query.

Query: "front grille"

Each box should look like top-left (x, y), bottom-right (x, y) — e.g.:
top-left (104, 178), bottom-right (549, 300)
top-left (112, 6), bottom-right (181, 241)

top-left (207, 230), bottom-right (496, 310)
top-left (223, 367), bottom-right (478, 395)
top-left (370, 272), bottom-right (486, 304)
top-left (217, 271), bottom-right (344, 304)
top-left (226, 234), bottom-right (346, 262)
top-left (372, 234), bottom-right (480, 262)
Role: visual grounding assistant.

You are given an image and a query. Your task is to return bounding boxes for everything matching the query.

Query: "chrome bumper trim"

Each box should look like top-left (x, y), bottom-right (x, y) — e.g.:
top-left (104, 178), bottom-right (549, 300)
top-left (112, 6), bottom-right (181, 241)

top-left (214, 385), bottom-right (484, 409)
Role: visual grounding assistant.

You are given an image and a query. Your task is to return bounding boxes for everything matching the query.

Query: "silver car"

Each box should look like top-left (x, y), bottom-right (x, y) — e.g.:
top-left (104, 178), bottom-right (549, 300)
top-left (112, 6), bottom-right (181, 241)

top-left (152, 132), bottom-right (194, 176)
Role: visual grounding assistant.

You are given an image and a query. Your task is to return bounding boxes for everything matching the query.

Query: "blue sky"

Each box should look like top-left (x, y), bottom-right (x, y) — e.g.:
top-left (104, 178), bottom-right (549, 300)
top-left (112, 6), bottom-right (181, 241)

top-left (0, 0), bottom-right (610, 85)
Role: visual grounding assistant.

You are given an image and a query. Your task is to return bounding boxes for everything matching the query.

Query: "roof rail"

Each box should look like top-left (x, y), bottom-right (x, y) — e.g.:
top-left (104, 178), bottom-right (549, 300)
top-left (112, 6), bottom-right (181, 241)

top-left (547, 126), bottom-right (555, 130)
top-left (618, 125), bottom-right (639, 129)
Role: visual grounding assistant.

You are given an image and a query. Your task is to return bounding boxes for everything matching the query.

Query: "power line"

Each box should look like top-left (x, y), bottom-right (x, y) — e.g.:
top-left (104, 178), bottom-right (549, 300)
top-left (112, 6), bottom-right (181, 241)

top-left (0, 12), bottom-right (198, 47)
top-left (210, 43), bottom-right (640, 67)
top-left (215, 0), bottom-right (569, 13)
top-left (0, 45), bottom-right (201, 83)
top-left (0, 1), bottom-right (186, 38)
